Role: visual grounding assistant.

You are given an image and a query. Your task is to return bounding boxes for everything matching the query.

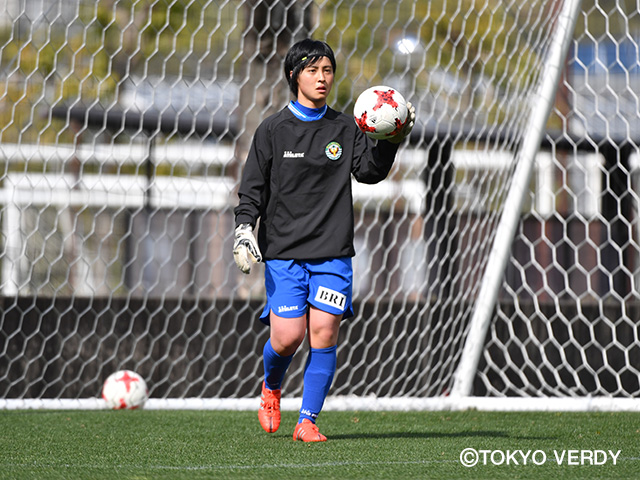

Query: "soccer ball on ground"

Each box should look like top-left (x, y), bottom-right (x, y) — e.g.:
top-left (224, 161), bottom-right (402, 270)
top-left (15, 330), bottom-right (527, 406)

top-left (353, 86), bottom-right (409, 140)
top-left (101, 370), bottom-right (149, 410)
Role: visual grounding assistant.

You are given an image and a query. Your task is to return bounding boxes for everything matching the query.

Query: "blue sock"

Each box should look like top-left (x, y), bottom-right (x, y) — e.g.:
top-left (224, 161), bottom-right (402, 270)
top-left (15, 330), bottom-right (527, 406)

top-left (263, 339), bottom-right (293, 390)
top-left (299, 345), bottom-right (337, 424)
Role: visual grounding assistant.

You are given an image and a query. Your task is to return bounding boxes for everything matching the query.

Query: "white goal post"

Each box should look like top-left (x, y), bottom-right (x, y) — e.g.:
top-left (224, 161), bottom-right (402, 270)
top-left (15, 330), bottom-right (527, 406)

top-left (451, 0), bottom-right (583, 398)
top-left (1, 0), bottom-right (640, 412)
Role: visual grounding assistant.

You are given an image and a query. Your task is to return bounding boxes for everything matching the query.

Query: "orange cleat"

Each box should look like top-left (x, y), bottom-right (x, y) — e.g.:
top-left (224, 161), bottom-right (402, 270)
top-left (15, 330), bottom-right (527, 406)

top-left (293, 419), bottom-right (327, 442)
top-left (258, 382), bottom-right (281, 433)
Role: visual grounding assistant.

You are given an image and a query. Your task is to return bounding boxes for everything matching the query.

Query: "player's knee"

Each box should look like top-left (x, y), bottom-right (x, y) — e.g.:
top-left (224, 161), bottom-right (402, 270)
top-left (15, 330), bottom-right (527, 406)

top-left (270, 335), bottom-right (304, 356)
top-left (308, 308), bottom-right (341, 348)
top-left (269, 312), bottom-right (306, 354)
top-left (308, 325), bottom-right (339, 349)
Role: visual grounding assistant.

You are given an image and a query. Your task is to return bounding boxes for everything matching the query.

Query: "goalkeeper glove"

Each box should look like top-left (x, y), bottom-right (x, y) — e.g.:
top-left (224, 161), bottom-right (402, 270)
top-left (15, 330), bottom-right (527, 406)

top-left (388, 102), bottom-right (416, 144)
top-left (233, 223), bottom-right (262, 274)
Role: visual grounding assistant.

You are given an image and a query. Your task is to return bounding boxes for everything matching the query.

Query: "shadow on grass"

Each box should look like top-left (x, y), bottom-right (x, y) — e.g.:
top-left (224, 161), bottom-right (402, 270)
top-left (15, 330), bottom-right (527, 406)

top-left (328, 430), bottom-right (554, 441)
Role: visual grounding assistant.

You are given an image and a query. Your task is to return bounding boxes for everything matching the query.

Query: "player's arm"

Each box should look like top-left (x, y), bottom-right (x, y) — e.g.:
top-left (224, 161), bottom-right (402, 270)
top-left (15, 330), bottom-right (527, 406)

top-left (233, 126), bottom-right (271, 273)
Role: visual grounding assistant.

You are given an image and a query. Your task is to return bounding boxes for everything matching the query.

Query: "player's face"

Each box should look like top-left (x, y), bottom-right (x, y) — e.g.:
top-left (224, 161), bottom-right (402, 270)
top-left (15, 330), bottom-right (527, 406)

top-left (295, 56), bottom-right (334, 108)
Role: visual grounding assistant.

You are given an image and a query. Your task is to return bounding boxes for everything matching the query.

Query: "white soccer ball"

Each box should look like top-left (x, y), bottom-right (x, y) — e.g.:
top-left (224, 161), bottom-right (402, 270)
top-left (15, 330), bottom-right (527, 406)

top-left (353, 85), bottom-right (409, 140)
top-left (101, 370), bottom-right (149, 410)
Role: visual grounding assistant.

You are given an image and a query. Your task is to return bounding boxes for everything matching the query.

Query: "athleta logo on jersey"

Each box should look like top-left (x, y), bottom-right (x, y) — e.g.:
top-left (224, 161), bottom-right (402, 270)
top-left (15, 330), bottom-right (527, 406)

top-left (283, 150), bottom-right (304, 158)
top-left (315, 286), bottom-right (346, 310)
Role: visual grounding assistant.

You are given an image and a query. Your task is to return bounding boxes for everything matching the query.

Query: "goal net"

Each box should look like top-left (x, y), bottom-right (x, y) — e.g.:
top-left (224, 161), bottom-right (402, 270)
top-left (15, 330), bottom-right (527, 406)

top-left (1, 0), bottom-right (639, 411)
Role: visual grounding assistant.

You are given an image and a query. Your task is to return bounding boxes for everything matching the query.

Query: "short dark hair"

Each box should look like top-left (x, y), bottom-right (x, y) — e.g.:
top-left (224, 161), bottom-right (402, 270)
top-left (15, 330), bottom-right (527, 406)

top-left (284, 39), bottom-right (336, 96)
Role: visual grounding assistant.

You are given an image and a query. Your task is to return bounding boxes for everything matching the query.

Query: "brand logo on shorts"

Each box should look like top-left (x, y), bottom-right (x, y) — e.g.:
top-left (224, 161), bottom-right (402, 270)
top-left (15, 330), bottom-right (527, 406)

top-left (315, 286), bottom-right (346, 310)
top-left (325, 141), bottom-right (342, 160)
top-left (278, 305), bottom-right (299, 314)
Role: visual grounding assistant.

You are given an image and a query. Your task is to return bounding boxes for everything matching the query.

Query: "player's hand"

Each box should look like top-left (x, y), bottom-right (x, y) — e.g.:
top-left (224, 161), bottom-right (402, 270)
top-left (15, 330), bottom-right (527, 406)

top-left (388, 102), bottom-right (415, 144)
top-left (233, 223), bottom-right (262, 274)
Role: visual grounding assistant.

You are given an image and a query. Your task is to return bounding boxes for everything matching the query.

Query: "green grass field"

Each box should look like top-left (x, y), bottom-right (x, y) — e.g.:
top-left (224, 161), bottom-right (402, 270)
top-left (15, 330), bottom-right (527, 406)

top-left (1, 409), bottom-right (638, 479)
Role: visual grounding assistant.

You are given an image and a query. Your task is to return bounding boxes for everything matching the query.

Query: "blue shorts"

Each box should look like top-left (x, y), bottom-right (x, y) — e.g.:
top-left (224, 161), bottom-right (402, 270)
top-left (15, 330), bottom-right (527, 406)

top-left (260, 257), bottom-right (354, 324)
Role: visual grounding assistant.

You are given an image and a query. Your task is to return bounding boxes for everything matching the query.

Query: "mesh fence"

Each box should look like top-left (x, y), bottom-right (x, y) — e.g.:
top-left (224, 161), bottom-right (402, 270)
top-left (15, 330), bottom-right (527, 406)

top-left (0, 0), bottom-right (638, 405)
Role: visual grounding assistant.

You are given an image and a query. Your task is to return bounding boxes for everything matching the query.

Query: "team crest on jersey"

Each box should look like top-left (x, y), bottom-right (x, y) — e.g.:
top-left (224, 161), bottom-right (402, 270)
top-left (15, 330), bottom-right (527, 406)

top-left (325, 141), bottom-right (342, 160)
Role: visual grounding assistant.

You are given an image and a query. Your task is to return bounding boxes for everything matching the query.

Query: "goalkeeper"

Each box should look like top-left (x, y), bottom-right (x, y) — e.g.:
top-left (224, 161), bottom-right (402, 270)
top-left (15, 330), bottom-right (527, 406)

top-left (233, 38), bottom-right (414, 442)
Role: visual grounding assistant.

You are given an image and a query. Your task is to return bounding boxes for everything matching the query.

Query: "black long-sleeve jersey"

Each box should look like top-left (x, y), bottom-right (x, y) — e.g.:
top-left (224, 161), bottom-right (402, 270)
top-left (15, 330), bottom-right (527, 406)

top-left (234, 105), bottom-right (399, 261)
